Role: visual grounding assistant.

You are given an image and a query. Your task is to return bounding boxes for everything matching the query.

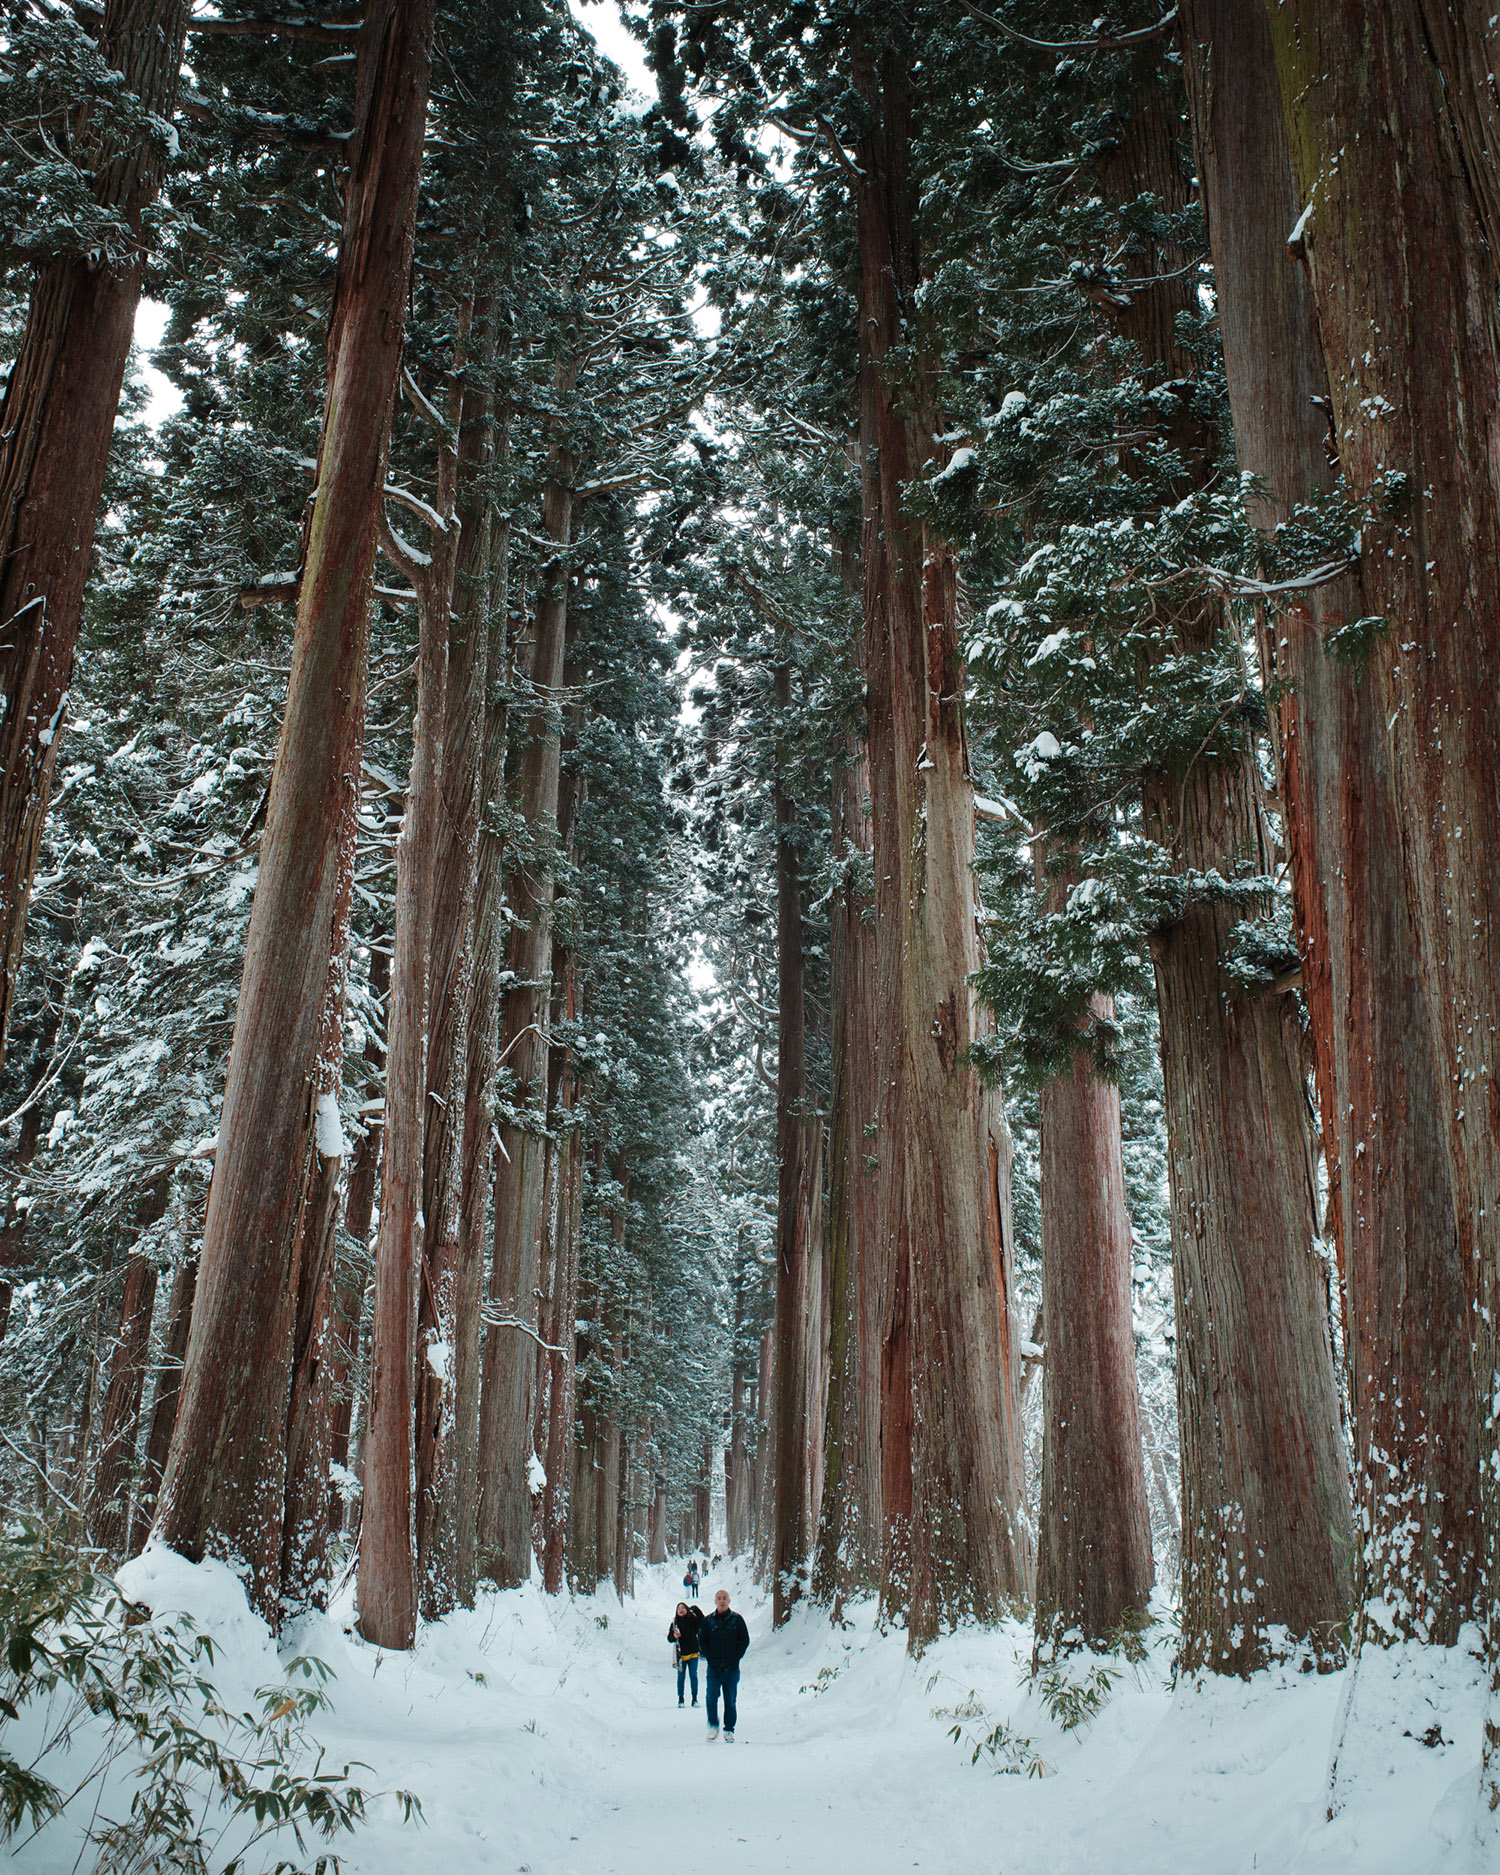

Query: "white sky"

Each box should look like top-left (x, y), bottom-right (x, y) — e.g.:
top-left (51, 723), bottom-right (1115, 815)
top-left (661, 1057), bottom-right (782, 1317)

top-left (569, 0), bottom-right (655, 100)
top-left (134, 298), bottom-right (181, 428)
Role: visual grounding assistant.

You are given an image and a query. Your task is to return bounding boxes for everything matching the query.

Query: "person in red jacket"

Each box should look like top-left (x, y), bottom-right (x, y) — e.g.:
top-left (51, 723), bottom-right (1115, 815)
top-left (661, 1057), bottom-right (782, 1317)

top-left (668, 1601), bottom-right (703, 1707)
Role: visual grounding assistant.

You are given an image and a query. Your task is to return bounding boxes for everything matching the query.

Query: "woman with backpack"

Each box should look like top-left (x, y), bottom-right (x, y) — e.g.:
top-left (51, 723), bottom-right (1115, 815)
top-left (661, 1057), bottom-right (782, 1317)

top-left (668, 1601), bottom-right (703, 1708)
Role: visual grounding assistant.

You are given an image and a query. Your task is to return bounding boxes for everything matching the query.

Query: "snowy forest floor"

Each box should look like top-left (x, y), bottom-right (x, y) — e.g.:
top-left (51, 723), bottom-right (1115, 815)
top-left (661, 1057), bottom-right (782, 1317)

top-left (11, 1551), bottom-right (1494, 1875)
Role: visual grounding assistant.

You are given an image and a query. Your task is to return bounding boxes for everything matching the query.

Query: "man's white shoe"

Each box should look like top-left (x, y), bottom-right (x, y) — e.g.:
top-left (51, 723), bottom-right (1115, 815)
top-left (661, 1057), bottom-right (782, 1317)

top-left (707, 1726), bottom-right (720, 1741)
top-left (724, 1732), bottom-right (735, 1744)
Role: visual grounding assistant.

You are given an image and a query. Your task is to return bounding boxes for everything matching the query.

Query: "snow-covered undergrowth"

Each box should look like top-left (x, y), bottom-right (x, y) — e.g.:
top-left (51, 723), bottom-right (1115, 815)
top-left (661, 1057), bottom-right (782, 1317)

top-left (7, 1549), bottom-right (1491, 1875)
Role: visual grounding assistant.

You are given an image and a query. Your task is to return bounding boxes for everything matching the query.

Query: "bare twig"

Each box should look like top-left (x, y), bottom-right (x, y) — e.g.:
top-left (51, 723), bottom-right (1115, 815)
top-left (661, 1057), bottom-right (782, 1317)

top-left (0, 1427), bottom-right (84, 1519)
top-left (480, 1311), bottom-right (568, 1355)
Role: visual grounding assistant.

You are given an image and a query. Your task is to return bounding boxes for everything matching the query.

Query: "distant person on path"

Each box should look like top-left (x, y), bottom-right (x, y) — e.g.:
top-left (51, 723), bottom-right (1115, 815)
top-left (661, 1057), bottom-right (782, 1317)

top-left (669, 1601), bottom-right (703, 1708)
top-left (699, 1586), bottom-right (749, 1742)
top-left (683, 1558), bottom-right (700, 1595)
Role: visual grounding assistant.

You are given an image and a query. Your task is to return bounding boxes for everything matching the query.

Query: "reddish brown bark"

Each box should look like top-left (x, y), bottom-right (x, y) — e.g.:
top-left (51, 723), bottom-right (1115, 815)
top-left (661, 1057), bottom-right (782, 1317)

top-left (648, 1466), bottom-right (668, 1566)
top-left (752, 1318), bottom-right (776, 1580)
top-left (278, 1128), bottom-right (343, 1613)
top-left (594, 1281), bottom-right (624, 1590)
top-left (360, 440), bottom-right (453, 1648)
top-left (813, 739), bottom-right (881, 1607)
top-left (1179, 0), bottom-right (1480, 1677)
top-left (594, 1413), bottom-right (618, 1590)
top-left (771, 657), bottom-right (816, 1625)
top-left (414, 332), bottom-right (495, 1619)
top-left (450, 440), bottom-right (514, 1606)
top-left (540, 1087), bottom-right (582, 1596)
top-left (0, 0), bottom-right (188, 1070)
top-left (612, 1371), bottom-right (631, 1596)
top-left (725, 1249), bottom-right (752, 1561)
top-left (277, 1140), bottom-right (341, 1612)
top-left (478, 449), bottom-right (575, 1587)
top-left (326, 942), bottom-right (388, 1541)
top-left (726, 1351), bottom-right (750, 1557)
top-left (1034, 939), bottom-right (1153, 1655)
top-left (0, 1105), bottom-right (45, 1343)
top-left (1264, 0), bottom-right (1500, 1797)
top-left (1091, 71), bottom-right (1351, 1672)
top-left (88, 1253), bottom-right (159, 1559)
top-left (130, 1254), bottom-right (198, 1555)
top-left (156, 0), bottom-right (434, 1621)
top-left (1147, 754), bottom-right (1353, 1671)
top-left (614, 1421), bottom-right (634, 1598)
top-left (852, 36), bottom-right (1028, 1646)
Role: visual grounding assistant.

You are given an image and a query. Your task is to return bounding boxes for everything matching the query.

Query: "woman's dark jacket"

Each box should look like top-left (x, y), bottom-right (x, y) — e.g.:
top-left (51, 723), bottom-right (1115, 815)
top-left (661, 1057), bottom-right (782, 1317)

top-left (668, 1608), bottom-right (704, 1657)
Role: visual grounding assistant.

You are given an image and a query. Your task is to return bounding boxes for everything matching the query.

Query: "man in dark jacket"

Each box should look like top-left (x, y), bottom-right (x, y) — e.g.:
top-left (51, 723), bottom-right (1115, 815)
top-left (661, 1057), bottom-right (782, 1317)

top-left (698, 1587), bottom-right (750, 1742)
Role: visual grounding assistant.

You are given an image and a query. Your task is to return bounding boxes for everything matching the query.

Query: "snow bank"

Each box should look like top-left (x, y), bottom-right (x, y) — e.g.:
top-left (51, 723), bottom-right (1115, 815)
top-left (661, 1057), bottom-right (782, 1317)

top-left (11, 1551), bottom-right (1491, 1875)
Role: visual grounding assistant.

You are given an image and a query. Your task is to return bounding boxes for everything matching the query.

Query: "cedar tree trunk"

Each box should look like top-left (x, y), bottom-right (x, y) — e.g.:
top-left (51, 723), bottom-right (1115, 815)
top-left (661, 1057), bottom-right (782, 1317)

top-left (88, 1254), bottom-right (159, 1559)
top-left (1266, 0), bottom-right (1500, 1795)
top-left (156, 0), bottom-right (434, 1620)
top-left (1180, 0), bottom-right (1480, 1683)
top-left (1101, 68), bottom-right (1352, 1671)
top-left (477, 454), bottom-right (574, 1586)
top-left (853, 35), bottom-right (1028, 1646)
top-left (814, 738), bottom-right (881, 1605)
top-left (130, 1254), bottom-right (198, 1554)
top-left (359, 434), bottom-right (454, 1647)
top-left (0, 0), bottom-right (188, 1068)
top-left (450, 437), bottom-right (514, 1605)
top-left (1034, 937), bottom-right (1153, 1655)
top-left (771, 658), bottom-right (815, 1624)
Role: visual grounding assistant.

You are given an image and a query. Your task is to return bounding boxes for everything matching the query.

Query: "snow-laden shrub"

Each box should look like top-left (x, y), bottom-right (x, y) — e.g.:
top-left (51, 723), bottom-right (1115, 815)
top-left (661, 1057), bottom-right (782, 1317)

top-left (0, 1519), bottom-right (418, 1873)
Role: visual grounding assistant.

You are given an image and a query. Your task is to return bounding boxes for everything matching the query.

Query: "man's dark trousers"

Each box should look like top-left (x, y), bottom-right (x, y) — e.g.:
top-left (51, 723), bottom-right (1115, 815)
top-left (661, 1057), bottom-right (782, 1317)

top-left (706, 1664), bottom-right (739, 1733)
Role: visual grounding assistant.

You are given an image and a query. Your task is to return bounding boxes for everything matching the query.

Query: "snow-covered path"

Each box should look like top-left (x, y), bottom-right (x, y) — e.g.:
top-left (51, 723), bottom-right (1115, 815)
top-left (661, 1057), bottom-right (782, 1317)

top-left (314, 1557), bottom-right (965, 1875)
top-left (49, 1550), bottom-right (1491, 1875)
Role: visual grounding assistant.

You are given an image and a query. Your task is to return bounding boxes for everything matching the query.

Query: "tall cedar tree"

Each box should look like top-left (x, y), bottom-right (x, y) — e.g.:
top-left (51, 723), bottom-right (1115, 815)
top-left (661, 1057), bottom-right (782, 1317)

top-left (1094, 61), bottom-right (1352, 1675)
top-left (157, 0), bottom-right (435, 1619)
top-left (1176, 0), bottom-right (1480, 1780)
top-left (1263, 0), bottom-right (1500, 1805)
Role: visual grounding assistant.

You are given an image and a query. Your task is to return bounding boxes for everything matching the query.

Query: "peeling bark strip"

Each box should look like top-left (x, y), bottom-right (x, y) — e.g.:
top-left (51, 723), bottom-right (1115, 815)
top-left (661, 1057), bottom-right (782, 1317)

top-left (155, 0), bottom-right (435, 1622)
top-left (1263, 0), bottom-right (1500, 1802)
top-left (0, 0), bottom-right (189, 1072)
top-left (1177, 0), bottom-right (1478, 1725)
top-left (852, 32), bottom-right (1028, 1649)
